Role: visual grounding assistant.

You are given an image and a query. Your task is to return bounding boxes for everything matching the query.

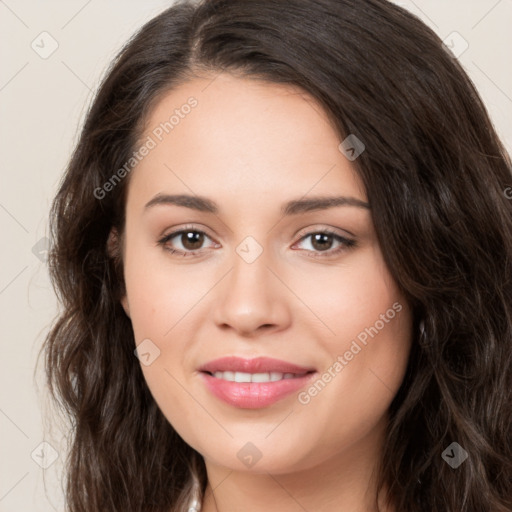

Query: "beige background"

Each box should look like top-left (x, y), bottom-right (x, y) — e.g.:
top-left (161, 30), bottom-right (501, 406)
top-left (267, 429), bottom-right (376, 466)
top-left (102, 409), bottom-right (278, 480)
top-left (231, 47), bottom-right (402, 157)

top-left (1, 1), bottom-right (511, 510)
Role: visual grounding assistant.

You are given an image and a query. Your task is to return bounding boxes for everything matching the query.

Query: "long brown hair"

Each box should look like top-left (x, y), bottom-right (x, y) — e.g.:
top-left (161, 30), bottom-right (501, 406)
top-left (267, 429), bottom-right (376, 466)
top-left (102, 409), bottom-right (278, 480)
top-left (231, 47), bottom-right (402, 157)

top-left (41, 0), bottom-right (512, 510)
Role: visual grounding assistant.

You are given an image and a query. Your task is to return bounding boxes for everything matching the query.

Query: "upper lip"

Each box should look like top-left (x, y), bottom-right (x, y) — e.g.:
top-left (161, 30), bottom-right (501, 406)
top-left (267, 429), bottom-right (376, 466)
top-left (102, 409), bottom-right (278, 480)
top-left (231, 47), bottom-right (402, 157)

top-left (199, 356), bottom-right (316, 375)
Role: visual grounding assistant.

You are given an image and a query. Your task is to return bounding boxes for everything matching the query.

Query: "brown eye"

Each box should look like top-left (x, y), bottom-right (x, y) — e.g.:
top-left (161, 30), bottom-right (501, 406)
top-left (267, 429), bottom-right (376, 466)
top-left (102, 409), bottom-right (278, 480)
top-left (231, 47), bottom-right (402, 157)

top-left (310, 232), bottom-right (335, 251)
top-left (293, 229), bottom-right (357, 259)
top-left (158, 228), bottom-right (217, 257)
top-left (178, 231), bottom-right (205, 251)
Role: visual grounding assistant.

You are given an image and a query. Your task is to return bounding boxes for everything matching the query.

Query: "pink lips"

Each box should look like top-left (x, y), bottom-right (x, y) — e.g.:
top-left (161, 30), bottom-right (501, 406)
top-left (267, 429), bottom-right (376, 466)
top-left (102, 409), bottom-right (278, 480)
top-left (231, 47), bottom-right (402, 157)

top-left (198, 356), bottom-right (317, 409)
top-left (199, 356), bottom-right (316, 375)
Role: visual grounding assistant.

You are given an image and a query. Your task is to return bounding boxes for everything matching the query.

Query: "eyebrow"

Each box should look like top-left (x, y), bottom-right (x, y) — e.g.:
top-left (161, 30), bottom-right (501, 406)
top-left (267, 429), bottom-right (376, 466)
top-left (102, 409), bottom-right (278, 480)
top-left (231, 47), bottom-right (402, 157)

top-left (144, 193), bottom-right (371, 215)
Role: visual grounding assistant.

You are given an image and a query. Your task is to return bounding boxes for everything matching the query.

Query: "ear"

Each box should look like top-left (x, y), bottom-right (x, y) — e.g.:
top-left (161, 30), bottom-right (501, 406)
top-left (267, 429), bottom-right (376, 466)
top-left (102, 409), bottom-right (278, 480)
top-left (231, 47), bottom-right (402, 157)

top-left (107, 227), bottom-right (130, 318)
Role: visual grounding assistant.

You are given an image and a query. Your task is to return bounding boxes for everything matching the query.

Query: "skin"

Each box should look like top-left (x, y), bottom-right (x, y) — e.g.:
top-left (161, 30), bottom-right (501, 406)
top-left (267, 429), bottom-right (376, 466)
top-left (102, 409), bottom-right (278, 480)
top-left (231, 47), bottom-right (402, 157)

top-left (113, 72), bottom-right (413, 512)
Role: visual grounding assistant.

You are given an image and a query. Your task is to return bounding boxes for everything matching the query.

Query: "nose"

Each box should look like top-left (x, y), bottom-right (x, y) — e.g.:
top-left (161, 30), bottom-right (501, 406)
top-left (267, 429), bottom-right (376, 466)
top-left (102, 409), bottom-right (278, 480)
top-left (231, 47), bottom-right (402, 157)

top-left (212, 243), bottom-right (292, 337)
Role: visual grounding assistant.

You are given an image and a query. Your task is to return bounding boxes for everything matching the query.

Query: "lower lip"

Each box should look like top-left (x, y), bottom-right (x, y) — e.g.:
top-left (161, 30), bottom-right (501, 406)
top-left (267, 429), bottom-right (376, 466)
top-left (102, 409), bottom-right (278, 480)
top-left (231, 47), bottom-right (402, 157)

top-left (199, 371), bottom-right (317, 409)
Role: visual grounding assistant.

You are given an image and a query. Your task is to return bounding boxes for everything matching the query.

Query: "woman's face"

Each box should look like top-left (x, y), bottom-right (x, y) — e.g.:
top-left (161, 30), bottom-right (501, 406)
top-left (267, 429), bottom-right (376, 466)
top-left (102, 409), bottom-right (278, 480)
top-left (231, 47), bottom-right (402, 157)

top-left (117, 73), bottom-right (413, 474)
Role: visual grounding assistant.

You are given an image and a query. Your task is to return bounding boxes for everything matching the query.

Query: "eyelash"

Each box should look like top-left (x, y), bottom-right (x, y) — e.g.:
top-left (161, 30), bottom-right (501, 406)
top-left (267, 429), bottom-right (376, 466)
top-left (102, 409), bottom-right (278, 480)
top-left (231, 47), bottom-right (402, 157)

top-left (157, 225), bottom-right (357, 259)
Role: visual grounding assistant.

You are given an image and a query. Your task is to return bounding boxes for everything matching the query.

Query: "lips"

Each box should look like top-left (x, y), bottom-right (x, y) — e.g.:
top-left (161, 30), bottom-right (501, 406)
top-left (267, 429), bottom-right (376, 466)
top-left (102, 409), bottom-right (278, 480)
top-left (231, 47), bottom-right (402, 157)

top-left (198, 356), bottom-right (317, 409)
top-left (198, 356), bottom-right (316, 375)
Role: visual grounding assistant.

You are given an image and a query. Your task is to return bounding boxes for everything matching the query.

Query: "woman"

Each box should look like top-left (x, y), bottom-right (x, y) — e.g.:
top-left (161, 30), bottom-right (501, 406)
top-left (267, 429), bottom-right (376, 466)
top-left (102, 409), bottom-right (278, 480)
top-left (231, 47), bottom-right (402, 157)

top-left (42, 0), bottom-right (512, 510)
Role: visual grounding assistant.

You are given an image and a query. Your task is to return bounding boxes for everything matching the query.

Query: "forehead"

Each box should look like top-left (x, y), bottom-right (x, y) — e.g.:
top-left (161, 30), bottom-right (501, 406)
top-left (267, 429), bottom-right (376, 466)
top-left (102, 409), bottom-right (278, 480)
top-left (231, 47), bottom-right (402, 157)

top-left (128, 73), bottom-right (367, 210)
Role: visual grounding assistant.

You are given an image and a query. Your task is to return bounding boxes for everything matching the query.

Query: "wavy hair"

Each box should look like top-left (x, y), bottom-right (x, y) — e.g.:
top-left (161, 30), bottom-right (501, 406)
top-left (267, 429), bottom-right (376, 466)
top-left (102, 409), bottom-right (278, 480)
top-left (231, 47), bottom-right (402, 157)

top-left (41, 0), bottom-right (512, 510)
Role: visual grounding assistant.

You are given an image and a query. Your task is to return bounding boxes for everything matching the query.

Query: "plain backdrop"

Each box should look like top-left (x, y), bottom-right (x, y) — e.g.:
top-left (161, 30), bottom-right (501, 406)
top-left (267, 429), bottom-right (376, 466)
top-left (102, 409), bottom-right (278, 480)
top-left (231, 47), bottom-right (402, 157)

top-left (1, 1), bottom-right (511, 510)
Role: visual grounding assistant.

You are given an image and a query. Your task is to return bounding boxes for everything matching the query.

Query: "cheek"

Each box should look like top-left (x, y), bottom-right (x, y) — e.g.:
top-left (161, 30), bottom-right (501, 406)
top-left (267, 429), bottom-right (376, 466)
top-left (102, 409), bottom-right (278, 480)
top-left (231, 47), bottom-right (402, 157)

top-left (122, 235), bottom-right (200, 341)
top-left (292, 253), bottom-right (411, 467)
top-left (122, 237), bottom-right (209, 406)
top-left (296, 244), bottom-right (412, 412)
top-left (122, 244), bottom-right (199, 424)
top-left (296, 244), bottom-right (405, 346)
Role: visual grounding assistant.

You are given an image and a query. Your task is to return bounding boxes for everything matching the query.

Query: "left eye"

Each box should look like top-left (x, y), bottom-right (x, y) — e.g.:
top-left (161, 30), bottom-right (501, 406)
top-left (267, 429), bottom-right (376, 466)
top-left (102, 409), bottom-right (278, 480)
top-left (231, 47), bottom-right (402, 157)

top-left (158, 228), bottom-right (356, 258)
top-left (293, 230), bottom-right (356, 257)
top-left (158, 229), bottom-right (218, 255)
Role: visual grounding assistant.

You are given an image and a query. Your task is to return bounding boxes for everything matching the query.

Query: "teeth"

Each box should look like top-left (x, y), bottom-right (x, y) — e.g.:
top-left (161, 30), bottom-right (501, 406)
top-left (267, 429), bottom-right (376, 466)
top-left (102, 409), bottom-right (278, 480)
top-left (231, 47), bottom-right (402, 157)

top-left (235, 372), bottom-right (251, 383)
top-left (211, 371), bottom-right (303, 382)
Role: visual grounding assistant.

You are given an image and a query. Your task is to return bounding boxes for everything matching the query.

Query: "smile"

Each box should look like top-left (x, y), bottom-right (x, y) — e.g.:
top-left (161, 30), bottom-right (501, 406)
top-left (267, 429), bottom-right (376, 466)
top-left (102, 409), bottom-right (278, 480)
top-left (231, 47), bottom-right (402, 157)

top-left (207, 371), bottom-right (310, 383)
top-left (200, 370), bottom-right (317, 409)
